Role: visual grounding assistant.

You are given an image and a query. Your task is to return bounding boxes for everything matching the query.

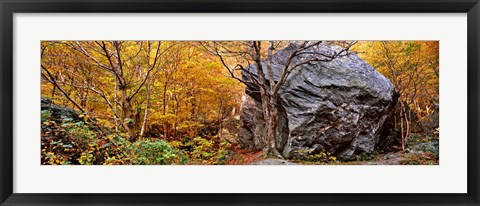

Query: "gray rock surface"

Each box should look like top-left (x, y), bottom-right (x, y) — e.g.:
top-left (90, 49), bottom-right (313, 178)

top-left (239, 42), bottom-right (397, 160)
top-left (249, 158), bottom-right (299, 165)
top-left (41, 97), bottom-right (82, 122)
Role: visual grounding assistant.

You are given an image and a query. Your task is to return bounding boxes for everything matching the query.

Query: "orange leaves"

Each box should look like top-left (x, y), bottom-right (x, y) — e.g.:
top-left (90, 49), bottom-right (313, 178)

top-left (354, 41), bottom-right (439, 118)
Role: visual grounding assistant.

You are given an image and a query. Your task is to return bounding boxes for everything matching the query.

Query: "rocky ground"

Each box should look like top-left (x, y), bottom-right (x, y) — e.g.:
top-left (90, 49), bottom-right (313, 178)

top-left (360, 153), bottom-right (404, 165)
top-left (249, 151), bottom-right (432, 165)
top-left (248, 139), bottom-right (438, 165)
top-left (248, 155), bottom-right (402, 165)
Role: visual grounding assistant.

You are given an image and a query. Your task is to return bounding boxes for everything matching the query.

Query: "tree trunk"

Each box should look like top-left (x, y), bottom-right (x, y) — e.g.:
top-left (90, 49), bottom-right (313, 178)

top-left (251, 41), bottom-right (283, 158)
top-left (405, 108), bottom-right (411, 140)
top-left (258, 92), bottom-right (282, 158)
top-left (218, 99), bottom-right (223, 138)
top-left (399, 101), bottom-right (411, 151)
top-left (113, 78), bottom-right (119, 132)
top-left (51, 84), bottom-right (56, 100)
top-left (140, 81), bottom-right (151, 137)
top-left (162, 84), bottom-right (169, 139)
top-left (172, 92), bottom-right (179, 139)
top-left (120, 86), bottom-right (135, 139)
top-left (265, 98), bottom-right (282, 158)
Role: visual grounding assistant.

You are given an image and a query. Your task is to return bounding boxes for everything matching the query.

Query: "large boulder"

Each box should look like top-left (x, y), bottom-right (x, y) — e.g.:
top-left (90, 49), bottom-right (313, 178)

top-left (238, 43), bottom-right (398, 160)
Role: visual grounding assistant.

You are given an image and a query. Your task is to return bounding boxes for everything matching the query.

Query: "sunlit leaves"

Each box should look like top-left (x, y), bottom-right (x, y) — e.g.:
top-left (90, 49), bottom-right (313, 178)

top-left (41, 41), bottom-right (244, 139)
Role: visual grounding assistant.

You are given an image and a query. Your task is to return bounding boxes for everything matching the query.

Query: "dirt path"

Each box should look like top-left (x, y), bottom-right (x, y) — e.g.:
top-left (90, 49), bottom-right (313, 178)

top-left (249, 158), bottom-right (299, 165)
top-left (248, 152), bottom-right (406, 165)
top-left (360, 152), bottom-right (404, 165)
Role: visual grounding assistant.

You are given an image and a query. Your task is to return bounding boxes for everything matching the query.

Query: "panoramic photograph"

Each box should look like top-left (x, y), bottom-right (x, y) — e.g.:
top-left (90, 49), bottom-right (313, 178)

top-left (40, 41), bottom-right (439, 165)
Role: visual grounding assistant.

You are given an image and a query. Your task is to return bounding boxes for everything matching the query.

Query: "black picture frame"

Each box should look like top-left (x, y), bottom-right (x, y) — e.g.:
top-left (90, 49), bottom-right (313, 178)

top-left (1, 0), bottom-right (479, 205)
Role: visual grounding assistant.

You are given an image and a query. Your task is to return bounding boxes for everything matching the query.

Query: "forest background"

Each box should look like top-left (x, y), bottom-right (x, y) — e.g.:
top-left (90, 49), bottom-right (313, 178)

top-left (40, 41), bottom-right (439, 165)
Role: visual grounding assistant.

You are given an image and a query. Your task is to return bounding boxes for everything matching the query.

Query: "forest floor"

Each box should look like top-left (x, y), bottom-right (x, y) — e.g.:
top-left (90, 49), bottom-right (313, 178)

top-left (246, 154), bottom-right (404, 165)
top-left (41, 98), bottom-right (438, 165)
top-left (246, 132), bottom-right (439, 165)
top-left (248, 151), bottom-right (435, 165)
top-left (225, 147), bottom-right (267, 165)
top-left (359, 152), bottom-right (404, 165)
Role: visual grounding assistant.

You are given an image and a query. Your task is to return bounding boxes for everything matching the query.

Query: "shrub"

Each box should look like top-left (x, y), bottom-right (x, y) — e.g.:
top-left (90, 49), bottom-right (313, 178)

top-left (214, 141), bottom-right (232, 165)
top-left (401, 152), bottom-right (438, 165)
top-left (183, 137), bottom-right (232, 165)
top-left (405, 133), bottom-right (439, 159)
top-left (401, 132), bottom-right (439, 165)
top-left (355, 152), bottom-right (377, 161)
top-left (63, 121), bottom-right (96, 148)
top-left (128, 139), bottom-right (187, 165)
top-left (41, 110), bottom-right (52, 122)
top-left (293, 149), bottom-right (337, 163)
top-left (189, 137), bottom-right (214, 160)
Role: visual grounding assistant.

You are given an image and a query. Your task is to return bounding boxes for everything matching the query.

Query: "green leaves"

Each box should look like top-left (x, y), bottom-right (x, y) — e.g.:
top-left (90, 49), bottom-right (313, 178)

top-left (41, 110), bottom-right (52, 122)
top-left (123, 118), bottom-right (134, 124)
top-left (128, 139), bottom-right (187, 165)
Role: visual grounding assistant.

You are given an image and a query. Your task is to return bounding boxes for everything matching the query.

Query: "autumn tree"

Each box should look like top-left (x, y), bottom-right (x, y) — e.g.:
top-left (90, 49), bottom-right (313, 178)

top-left (42, 41), bottom-right (177, 139)
top-left (42, 40), bottom-right (245, 142)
